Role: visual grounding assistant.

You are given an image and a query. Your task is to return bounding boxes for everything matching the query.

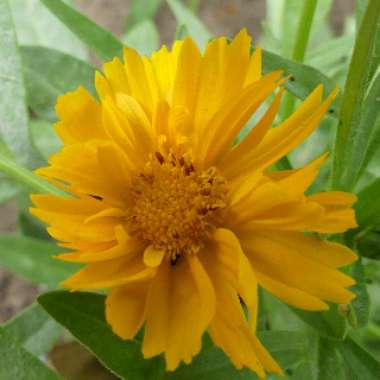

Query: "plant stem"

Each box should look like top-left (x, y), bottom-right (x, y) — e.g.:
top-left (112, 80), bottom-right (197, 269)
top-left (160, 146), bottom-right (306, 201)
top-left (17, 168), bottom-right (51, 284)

top-left (189, 0), bottom-right (200, 13)
top-left (0, 154), bottom-right (63, 196)
top-left (278, 0), bottom-right (318, 171)
top-left (281, 0), bottom-right (319, 120)
top-left (332, 0), bottom-right (380, 190)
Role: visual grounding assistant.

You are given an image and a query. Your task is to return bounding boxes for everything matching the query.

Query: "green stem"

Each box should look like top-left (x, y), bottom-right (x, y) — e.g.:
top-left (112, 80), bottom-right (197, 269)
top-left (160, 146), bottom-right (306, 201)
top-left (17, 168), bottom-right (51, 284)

top-left (0, 155), bottom-right (62, 196)
top-left (278, 0), bottom-right (318, 170)
top-left (189, 0), bottom-right (200, 13)
top-left (367, 322), bottom-right (380, 339)
top-left (332, 0), bottom-right (380, 190)
top-left (281, 0), bottom-right (318, 120)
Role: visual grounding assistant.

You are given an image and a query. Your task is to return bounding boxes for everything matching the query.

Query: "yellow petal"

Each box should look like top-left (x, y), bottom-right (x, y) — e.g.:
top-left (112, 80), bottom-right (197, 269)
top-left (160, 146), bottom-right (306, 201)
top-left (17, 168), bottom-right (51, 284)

top-left (242, 232), bottom-right (356, 305)
top-left (308, 191), bottom-right (358, 233)
top-left (105, 282), bottom-right (149, 340)
top-left (144, 246), bottom-right (165, 267)
top-left (273, 153), bottom-right (328, 196)
top-left (165, 255), bottom-right (215, 371)
top-left (61, 228), bottom-right (145, 263)
top-left (238, 249), bottom-right (259, 331)
top-left (239, 86), bottom-right (338, 172)
top-left (150, 45), bottom-right (176, 100)
top-left (143, 262), bottom-right (170, 358)
top-left (204, 256), bottom-right (277, 378)
top-left (123, 47), bottom-right (156, 116)
top-left (219, 88), bottom-right (284, 177)
top-left (103, 57), bottom-right (130, 96)
top-left (255, 270), bottom-right (329, 311)
top-left (171, 37), bottom-right (201, 115)
top-left (240, 200), bottom-right (325, 232)
top-left (199, 71), bottom-right (283, 166)
top-left (54, 86), bottom-right (106, 144)
top-left (62, 254), bottom-right (152, 290)
top-left (244, 47), bottom-right (262, 86)
top-left (194, 38), bottom-right (229, 137)
top-left (260, 231), bottom-right (357, 268)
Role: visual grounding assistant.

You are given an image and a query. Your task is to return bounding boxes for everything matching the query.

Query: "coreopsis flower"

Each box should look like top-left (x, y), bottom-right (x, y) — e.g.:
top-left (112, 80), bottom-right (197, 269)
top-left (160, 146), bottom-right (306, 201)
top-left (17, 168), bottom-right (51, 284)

top-left (31, 29), bottom-right (358, 378)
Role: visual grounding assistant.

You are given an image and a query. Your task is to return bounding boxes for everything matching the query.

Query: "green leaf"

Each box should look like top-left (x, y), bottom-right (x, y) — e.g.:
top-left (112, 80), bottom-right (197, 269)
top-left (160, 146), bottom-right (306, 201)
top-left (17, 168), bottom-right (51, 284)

top-left (40, 0), bottom-right (123, 61)
top-left (349, 259), bottom-right (370, 328)
top-left (126, 0), bottom-right (163, 30)
top-left (356, 71), bottom-right (380, 180)
top-left (339, 335), bottom-right (380, 379)
top-left (289, 304), bottom-right (347, 340)
top-left (18, 193), bottom-right (51, 239)
top-left (3, 303), bottom-right (61, 356)
top-left (0, 235), bottom-right (78, 287)
top-left (354, 177), bottom-right (380, 229)
top-left (316, 338), bottom-right (346, 380)
top-left (0, 152), bottom-right (63, 195)
top-left (164, 344), bottom-right (259, 380)
top-left (38, 291), bottom-right (165, 380)
top-left (30, 119), bottom-right (62, 160)
top-left (263, 0), bottom-right (302, 57)
top-left (261, 50), bottom-right (340, 117)
top-left (10, 0), bottom-right (86, 60)
top-left (122, 20), bottom-right (160, 56)
top-left (174, 23), bottom-right (190, 40)
top-left (21, 46), bottom-right (95, 121)
top-left (332, 0), bottom-right (380, 191)
top-left (166, 0), bottom-right (211, 48)
top-left (0, 177), bottom-right (20, 203)
top-left (0, 0), bottom-right (41, 167)
top-left (306, 35), bottom-right (354, 73)
top-left (165, 330), bottom-right (308, 380)
top-left (356, 230), bottom-right (380, 259)
top-left (0, 326), bottom-right (61, 380)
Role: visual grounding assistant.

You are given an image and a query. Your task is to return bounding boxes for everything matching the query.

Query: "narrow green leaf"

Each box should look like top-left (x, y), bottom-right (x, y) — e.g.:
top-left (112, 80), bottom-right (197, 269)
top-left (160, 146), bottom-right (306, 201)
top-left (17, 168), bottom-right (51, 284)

top-left (354, 177), bottom-right (380, 229)
top-left (126, 0), bottom-right (163, 30)
top-left (317, 338), bottom-right (346, 380)
top-left (38, 291), bottom-right (164, 380)
top-left (122, 20), bottom-right (160, 56)
top-left (306, 35), bottom-right (353, 71)
top-left (262, 50), bottom-right (340, 116)
top-left (174, 24), bottom-right (190, 40)
top-left (10, 0), bottom-right (86, 60)
top-left (0, 153), bottom-right (63, 195)
top-left (0, 140), bottom-right (20, 203)
top-left (349, 259), bottom-right (370, 328)
top-left (0, 235), bottom-right (78, 287)
top-left (356, 71), bottom-right (380, 180)
top-left (332, 0), bottom-right (380, 191)
top-left (289, 304), bottom-right (347, 340)
top-left (30, 120), bottom-right (62, 160)
top-left (339, 335), bottom-right (380, 379)
top-left (40, 0), bottom-right (123, 61)
top-left (166, 0), bottom-right (211, 48)
top-left (356, 230), bottom-right (380, 259)
top-left (0, 326), bottom-right (61, 380)
top-left (3, 303), bottom-right (61, 356)
top-left (21, 46), bottom-right (95, 121)
top-left (0, 177), bottom-right (20, 203)
top-left (0, 0), bottom-right (41, 167)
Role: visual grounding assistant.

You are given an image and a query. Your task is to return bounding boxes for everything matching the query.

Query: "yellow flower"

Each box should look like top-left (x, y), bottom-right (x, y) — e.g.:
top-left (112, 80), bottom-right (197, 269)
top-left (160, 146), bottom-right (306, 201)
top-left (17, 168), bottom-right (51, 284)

top-left (31, 29), bottom-right (358, 378)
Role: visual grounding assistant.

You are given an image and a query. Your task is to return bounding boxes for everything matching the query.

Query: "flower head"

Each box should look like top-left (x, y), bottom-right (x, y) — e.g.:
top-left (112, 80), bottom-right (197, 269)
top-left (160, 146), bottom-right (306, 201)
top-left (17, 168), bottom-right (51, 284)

top-left (31, 29), bottom-right (358, 378)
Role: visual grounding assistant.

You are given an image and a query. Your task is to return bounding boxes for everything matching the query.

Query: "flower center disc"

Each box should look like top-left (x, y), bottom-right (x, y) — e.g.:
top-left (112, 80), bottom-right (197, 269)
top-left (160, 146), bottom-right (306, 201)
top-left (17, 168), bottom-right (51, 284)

top-left (128, 152), bottom-right (227, 259)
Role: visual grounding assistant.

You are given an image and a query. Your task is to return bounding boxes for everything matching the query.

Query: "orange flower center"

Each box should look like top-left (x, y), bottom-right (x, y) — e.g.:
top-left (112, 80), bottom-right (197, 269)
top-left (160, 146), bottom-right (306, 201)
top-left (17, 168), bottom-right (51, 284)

top-left (128, 152), bottom-right (227, 260)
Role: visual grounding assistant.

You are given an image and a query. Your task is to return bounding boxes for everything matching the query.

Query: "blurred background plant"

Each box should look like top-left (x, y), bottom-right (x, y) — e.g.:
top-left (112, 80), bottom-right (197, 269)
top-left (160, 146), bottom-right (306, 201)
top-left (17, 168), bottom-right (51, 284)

top-left (1, 0), bottom-right (380, 379)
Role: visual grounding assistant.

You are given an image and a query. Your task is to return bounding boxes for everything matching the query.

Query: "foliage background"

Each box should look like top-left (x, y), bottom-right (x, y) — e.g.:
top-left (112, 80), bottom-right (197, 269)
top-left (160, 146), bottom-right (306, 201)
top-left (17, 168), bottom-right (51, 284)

top-left (1, 0), bottom-right (380, 379)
